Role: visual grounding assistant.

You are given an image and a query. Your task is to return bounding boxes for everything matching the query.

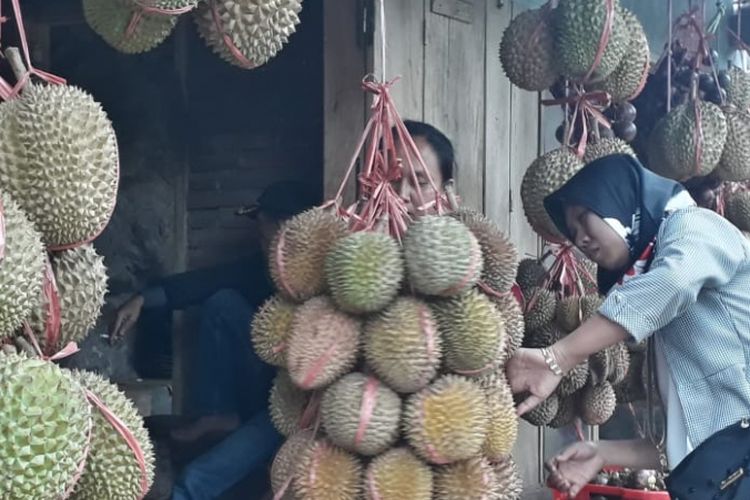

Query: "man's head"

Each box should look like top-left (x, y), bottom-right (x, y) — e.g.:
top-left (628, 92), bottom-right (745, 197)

top-left (239, 181), bottom-right (320, 255)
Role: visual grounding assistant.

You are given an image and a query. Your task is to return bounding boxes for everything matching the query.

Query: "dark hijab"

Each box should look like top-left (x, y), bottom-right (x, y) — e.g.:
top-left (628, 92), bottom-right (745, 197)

top-left (543, 154), bottom-right (690, 294)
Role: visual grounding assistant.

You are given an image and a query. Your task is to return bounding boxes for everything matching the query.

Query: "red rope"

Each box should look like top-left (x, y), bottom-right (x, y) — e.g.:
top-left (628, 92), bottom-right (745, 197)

top-left (542, 90), bottom-right (612, 158)
top-left (692, 99), bottom-right (704, 178)
top-left (583, 0), bottom-right (615, 83)
top-left (42, 258), bottom-right (62, 353)
top-left (125, 1), bottom-right (196, 39)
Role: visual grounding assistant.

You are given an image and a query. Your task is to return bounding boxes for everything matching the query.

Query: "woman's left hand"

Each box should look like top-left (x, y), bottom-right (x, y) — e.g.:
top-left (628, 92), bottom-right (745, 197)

top-left (505, 347), bottom-right (562, 415)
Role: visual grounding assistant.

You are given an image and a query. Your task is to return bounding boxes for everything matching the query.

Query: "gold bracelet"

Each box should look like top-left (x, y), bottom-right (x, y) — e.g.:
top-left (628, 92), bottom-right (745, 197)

top-left (541, 347), bottom-right (564, 376)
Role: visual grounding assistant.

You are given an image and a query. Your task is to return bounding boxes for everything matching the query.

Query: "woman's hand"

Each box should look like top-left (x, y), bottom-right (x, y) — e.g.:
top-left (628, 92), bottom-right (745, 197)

top-left (109, 295), bottom-right (144, 345)
top-left (546, 441), bottom-right (605, 498)
top-left (505, 347), bottom-right (562, 415)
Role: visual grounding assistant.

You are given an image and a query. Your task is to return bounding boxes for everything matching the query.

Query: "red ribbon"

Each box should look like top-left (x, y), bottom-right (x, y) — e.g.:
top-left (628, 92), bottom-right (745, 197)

top-left (43, 259), bottom-right (62, 354)
top-left (542, 90), bottom-right (612, 158)
top-left (583, 0), bottom-right (615, 83)
top-left (525, 244), bottom-right (596, 313)
top-left (208, 0), bottom-right (258, 69)
top-left (2, 0), bottom-right (66, 100)
top-left (125, 0), bottom-right (196, 40)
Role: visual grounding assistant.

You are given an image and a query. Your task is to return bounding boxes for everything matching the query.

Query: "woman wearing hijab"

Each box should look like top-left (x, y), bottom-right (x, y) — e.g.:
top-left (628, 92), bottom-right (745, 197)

top-left (506, 154), bottom-right (750, 498)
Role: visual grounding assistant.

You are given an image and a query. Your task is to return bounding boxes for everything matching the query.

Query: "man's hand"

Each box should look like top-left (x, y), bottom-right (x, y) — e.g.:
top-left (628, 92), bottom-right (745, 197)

top-left (505, 347), bottom-right (562, 415)
top-left (546, 441), bottom-right (606, 498)
top-left (109, 295), bottom-right (145, 345)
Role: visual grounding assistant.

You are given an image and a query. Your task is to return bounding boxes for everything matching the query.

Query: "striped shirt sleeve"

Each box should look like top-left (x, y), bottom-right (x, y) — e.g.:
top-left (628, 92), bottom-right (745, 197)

top-left (598, 208), bottom-right (748, 343)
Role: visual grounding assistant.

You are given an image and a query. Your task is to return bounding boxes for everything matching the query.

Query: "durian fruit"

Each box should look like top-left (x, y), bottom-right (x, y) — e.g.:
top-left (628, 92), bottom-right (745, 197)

top-left (591, 9), bottom-right (650, 102)
top-left (521, 148), bottom-right (584, 241)
top-left (69, 370), bottom-right (155, 500)
top-left (31, 244), bottom-right (108, 354)
top-left (83, 0), bottom-right (178, 54)
top-left (492, 456), bottom-right (524, 500)
top-left (403, 375), bottom-right (489, 464)
top-left (325, 231), bottom-right (403, 314)
top-left (524, 288), bottom-right (557, 333)
top-left (499, 6), bottom-right (558, 92)
top-left (520, 393), bottom-right (559, 426)
top-left (582, 138), bottom-right (637, 164)
top-left (555, 294), bottom-right (603, 333)
top-left (725, 191), bottom-right (750, 231)
top-left (0, 353), bottom-right (91, 499)
top-left (0, 84), bottom-right (119, 249)
top-left (434, 290), bottom-right (506, 376)
top-left (364, 448), bottom-right (433, 500)
top-left (404, 215), bottom-right (483, 297)
top-left (613, 350), bottom-right (646, 403)
top-left (363, 296), bottom-right (442, 393)
top-left (516, 258), bottom-right (545, 295)
top-left (286, 296), bottom-right (360, 390)
top-left (726, 66), bottom-right (750, 111)
top-left (269, 208), bottom-right (349, 302)
top-left (271, 430), bottom-right (315, 499)
top-left (556, 0), bottom-right (631, 81)
top-left (558, 359), bottom-right (589, 396)
top-left (195, 0), bottom-right (303, 69)
top-left (648, 101), bottom-right (728, 181)
top-left (580, 381), bottom-right (617, 425)
top-left (477, 371), bottom-right (518, 461)
top-left (608, 341), bottom-right (631, 385)
top-left (589, 347), bottom-right (613, 385)
top-left (434, 457), bottom-right (498, 500)
top-left (269, 370), bottom-right (313, 437)
top-left (251, 295), bottom-right (297, 368)
top-left (490, 293), bottom-right (525, 362)
top-left (524, 321), bottom-right (563, 349)
top-left (320, 373), bottom-right (401, 456)
top-left (0, 192), bottom-right (45, 338)
top-left (449, 207), bottom-right (518, 294)
top-left (549, 395), bottom-right (576, 429)
top-left (716, 108), bottom-right (750, 181)
top-left (292, 438), bottom-right (362, 500)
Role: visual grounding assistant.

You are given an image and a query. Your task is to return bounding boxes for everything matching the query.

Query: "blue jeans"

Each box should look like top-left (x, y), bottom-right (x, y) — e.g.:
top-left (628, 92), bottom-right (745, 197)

top-left (171, 410), bottom-right (282, 500)
top-left (185, 289), bottom-right (275, 419)
top-left (174, 289), bottom-right (280, 499)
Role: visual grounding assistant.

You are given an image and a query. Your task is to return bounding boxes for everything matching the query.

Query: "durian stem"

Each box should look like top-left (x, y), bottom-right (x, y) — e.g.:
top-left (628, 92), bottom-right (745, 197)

top-left (4, 47), bottom-right (28, 83)
top-left (13, 336), bottom-right (37, 357)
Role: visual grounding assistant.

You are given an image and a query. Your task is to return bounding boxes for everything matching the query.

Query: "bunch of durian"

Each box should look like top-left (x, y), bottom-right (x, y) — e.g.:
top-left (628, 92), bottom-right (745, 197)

top-left (83, 0), bottom-right (303, 70)
top-left (253, 206), bottom-right (527, 499)
top-left (500, 0), bottom-right (650, 147)
top-left (515, 257), bottom-right (634, 429)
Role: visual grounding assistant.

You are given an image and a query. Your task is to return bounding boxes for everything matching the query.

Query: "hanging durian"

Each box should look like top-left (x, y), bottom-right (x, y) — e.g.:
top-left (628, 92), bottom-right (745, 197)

top-left (364, 448), bottom-right (433, 500)
top-left (0, 192), bottom-right (45, 339)
top-left (30, 244), bottom-right (108, 354)
top-left (69, 370), bottom-right (155, 500)
top-left (404, 215), bottom-right (483, 297)
top-left (521, 148), bottom-right (584, 241)
top-left (556, 0), bottom-right (631, 81)
top-left (363, 296), bottom-right (442, 394)
top-left (269, 208), bottom-right (348, 302)
top-left (0, 353), bottom-right (92, 499)
top-left (725, 191), bottom-right (750, 232)
top-left (0, 84), bottom-right (119, 249)
top-left (325, 231), bottom-right (404, 314)
top-left (195, 0), bottom-right (303, 69)
top-left (715, 107), bottom-right (750, 182)
top-left (83, 0), bottom-right (178, 54)
top-left (499, 6), bottom-right (558, 92)
top-left (251, 295), bottom-right (297, 368)
top-left (292, 438), bottom-right (362, 500)
top-left (435, 457), bottom-right (499, 500)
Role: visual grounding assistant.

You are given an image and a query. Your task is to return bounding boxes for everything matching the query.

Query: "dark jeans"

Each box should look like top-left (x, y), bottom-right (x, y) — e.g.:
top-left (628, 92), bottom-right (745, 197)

top-left (185, 289), bottom-right (275, 419)
top-left (173, 289), bottom-right (280, 499)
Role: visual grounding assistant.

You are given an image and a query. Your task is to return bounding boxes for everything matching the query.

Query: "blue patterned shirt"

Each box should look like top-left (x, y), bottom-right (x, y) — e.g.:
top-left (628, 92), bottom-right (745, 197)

top-left (599, 207), bottom-right (750, 447)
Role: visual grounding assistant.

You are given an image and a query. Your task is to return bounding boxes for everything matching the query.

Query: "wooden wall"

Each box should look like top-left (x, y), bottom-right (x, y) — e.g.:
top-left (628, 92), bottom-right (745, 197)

top-left (324, 1), bottom-right (551, 498)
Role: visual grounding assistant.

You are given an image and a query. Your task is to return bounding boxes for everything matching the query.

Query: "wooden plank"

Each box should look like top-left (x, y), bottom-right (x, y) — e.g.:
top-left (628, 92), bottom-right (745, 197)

top-left (323, 0), bottom-right (369, 203)
top-left (424, 0), bottom-right (486, 211)
top-left (483, 0), bottom-right (513, 234)
top-left (507, 1), bottom-right (540, 258)
top-left (373, 0), bottom-right (426, 120)
top-left (431, 0), bottom-right (475, 24)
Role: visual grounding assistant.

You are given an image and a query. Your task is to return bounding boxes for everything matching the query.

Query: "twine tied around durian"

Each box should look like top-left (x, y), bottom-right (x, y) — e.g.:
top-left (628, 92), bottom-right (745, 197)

top-left (0, 0), bottom-right (66, 101)
top-left (208, 0), bottom-right (258, 69)
top-left (582, 0), bottom-right (615, 84)
top-left (20, 324), bottom-right (151, 500)
top-left (124, 0), bottom-right (197, 40)
top-left (542, 90), bottom-right (612, 159)
top-left (524, 243), bottom-right (596, 314)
